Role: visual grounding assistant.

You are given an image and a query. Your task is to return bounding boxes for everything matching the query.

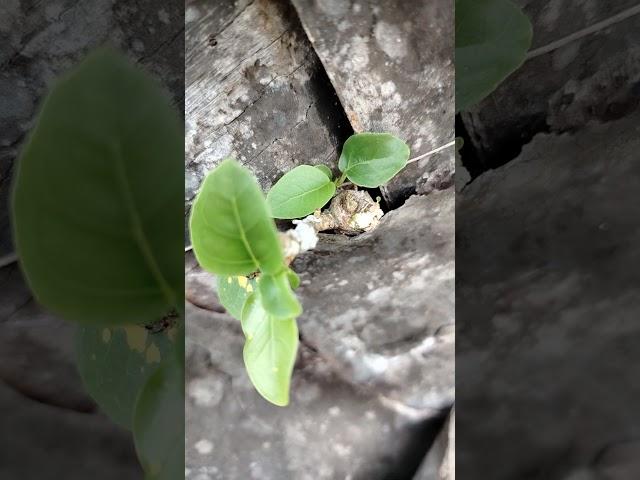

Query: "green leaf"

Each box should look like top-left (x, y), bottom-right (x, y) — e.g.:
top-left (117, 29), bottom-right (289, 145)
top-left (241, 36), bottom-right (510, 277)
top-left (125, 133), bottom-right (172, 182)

top-left (133, 358), bottom-right (184, 480)
top-left (286, 268), bottom-right (300, 290)
top-left (76, 322), bottom-right (179, 428)
top-left (314, 164), bottom-right (333, 179)
top-left (258, 271), bottom-right (302, 319)
top-left (216, 274), bottom-right (256, 320)
top-left (11, 49), bottom-right (183, 325)
top-left (338, 133), bottom-right (410, 187)
top-left (266, 165), bottom-right (336, 219)
top-left (190, 159), bottom-right (284, 276)
top-left (455, 0), bottom-right (532, 112)
top-left (241, 294), bottom-right (299, 406)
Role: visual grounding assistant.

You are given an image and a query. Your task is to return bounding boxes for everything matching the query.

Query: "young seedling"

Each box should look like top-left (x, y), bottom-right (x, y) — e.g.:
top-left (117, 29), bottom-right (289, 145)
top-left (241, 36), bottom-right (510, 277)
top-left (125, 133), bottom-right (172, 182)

top-left (189, 132), bottom-right (417, 406)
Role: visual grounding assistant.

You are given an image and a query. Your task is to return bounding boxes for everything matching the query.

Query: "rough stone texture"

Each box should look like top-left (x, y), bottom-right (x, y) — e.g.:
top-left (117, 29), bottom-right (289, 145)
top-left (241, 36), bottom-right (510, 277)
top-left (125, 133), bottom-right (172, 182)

top-left (290, 0), bottom-right (455, 207)
top-left (185, 191), bottom-right (454, 478)
top-left (0, 265), bottom-right (94, 412)
top-left (0, 264), bottom-right (142, 478)
top-left (457, 111), bottom-right (640, 479)
top-left (291, 192), bottom-right (454, 413)
top-left (185, 302), bottom-right (443, 480)
top-left (461, 1), bottom-right (640, 168)
top-left (187, 192), bottom-right (454, 415)
top-left (0, 0), bottom-right (184, 257)
top-left (0, 381), bottom-right (142, 480)
top-left (185, 0), bottom-right (351, 241)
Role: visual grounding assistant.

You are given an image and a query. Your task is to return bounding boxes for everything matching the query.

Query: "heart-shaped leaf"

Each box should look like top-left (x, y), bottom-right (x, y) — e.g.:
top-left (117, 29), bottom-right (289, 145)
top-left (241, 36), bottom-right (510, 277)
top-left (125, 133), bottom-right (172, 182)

top-left (133, 358), bottom-right (184, 480)
top-left (314, 164), bottom-right (333, 179)
top-left (190, 159), bottom-right (284, 276)
top-left (216, 275), bottom-right (256, 320)
top-left (76, 322), bottom-right (178, 428)
top-left (338, 133), bottom-right (410, 187)
top-left (455, 0), bottom-right (532, 112)
top-left (12, 49), bottom-right (183, 325)
top-left (267, 165), bottom-right (336, 219)
top-left (241, 294), bottom-right (299, 406)
top-left (258, 270), bottom-right (302, 319)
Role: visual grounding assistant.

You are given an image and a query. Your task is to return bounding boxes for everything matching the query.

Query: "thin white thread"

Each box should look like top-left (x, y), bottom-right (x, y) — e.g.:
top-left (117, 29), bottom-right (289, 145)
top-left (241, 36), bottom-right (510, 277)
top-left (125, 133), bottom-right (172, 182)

top-left (407, 140), bottom-right (456, 164)
top-left (526, 4), bottom-right (640, 59)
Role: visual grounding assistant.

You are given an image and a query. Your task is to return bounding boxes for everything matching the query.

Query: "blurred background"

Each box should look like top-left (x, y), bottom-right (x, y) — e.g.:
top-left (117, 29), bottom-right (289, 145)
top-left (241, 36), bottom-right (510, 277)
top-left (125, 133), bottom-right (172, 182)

top-left (457, 2), bottom-right (640, 479)
top-left (0, 1), bottom-right (183, 478)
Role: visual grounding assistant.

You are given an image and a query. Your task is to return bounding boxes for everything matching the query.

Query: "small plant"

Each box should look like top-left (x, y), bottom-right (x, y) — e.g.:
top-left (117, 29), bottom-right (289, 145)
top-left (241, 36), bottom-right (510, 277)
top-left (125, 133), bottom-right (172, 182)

top-left (189, 133), bottom-right (412, 405)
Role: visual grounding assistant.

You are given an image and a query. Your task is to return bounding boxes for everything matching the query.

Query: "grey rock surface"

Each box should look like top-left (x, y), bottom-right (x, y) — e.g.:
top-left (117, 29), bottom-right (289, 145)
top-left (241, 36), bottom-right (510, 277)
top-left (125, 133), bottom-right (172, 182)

top-left (461, 1), bottom-right (640, 167)
top-left (0, 264), bottom-right (142, 479)
top-left (186, 192), bottom-right (454, 416)
top-left (457, 111), bottom-right (640, 479)
top-left (185, 190), bottom-right (454, 479)
top-left (185, 0), bottom-right (350, 241)
top-left (0, 265), bottom-right (93, 412)
top-left (0, 382), bottom-right (142, 480)
top-left (0, 0), bottom-right (184, 257)
top-left (290, 0), bottom-right (455, 207)
top-left (291, 192), bottom-right (454, 413)
top-left (185, 302), bottom-right (443, 480)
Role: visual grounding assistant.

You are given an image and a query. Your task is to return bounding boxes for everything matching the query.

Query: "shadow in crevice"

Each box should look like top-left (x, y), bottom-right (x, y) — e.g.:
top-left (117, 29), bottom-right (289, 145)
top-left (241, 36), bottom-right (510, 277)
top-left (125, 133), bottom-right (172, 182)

top-left (378, 409), bottom-right (450, 480)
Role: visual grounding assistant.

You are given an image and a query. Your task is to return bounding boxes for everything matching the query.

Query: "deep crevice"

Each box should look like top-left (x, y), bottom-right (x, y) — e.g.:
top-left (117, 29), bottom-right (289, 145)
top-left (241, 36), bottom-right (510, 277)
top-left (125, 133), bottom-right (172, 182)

top-left (285, 0), bottom-right (395, 213)
top-left (381, 407), bottom-right (450, 480)
top-left (458, 111), bottom-right (552, 181)
top-left (455, 114), bottom-right (482, 179)
top-left (459, 86), bottom-right (640, 181)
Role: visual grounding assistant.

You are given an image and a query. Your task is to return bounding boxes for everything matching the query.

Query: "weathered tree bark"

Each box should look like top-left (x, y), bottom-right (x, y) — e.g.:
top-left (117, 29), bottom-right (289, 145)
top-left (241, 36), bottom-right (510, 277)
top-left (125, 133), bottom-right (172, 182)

top-left (185, 0), bottom-right (352, 242)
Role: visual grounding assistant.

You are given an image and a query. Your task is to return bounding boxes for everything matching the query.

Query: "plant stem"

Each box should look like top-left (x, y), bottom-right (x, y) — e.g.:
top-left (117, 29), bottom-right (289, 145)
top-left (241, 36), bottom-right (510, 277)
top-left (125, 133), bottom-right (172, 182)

top-left (334, 172), bottom-right (348, 187)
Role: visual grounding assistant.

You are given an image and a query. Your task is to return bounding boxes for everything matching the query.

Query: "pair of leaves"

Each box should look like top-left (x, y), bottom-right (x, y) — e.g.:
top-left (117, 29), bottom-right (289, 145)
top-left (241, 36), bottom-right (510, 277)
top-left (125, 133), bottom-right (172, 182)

top-left (267, 133), bottom-right (410, 219)
top-left (11, 49), bottom-right (185, 479)
top-left (217, 272), bottom-right (301, 324)
top-left (218, 269), bottom-right (301, 321)
top-left (217, 272), bottom-right (300, 406)
top-left (190, 158), bottom-right (301, 316)
top-left (190, 160), bottom-right (301, 406)
top-left (455, 0), bottom-right (532, 112)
